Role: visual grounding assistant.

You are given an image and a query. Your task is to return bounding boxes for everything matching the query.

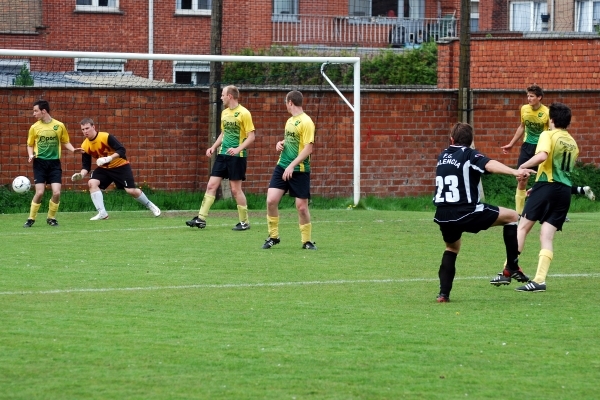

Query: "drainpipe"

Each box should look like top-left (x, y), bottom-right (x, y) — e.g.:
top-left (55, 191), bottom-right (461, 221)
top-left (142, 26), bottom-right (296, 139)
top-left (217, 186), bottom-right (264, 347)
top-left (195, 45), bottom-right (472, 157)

top-left (148, 0), bottom-right (154, 80)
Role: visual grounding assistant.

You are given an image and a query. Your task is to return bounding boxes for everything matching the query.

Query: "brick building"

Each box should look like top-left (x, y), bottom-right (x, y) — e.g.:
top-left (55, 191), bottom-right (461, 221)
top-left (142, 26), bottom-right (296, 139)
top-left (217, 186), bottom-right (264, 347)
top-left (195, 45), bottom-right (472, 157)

top-left (2, 1), bottom-right (600, 199)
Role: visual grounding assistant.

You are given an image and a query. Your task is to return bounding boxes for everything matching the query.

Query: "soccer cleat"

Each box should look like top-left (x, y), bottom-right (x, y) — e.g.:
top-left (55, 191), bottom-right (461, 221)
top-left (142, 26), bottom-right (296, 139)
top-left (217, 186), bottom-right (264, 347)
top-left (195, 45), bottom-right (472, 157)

top-left (147, 202), bottom-right (161, 217)
top-left (185, 216), bottom-right (206, 229)
top-left (23, 219), bottom-right (35, 228)
top-left (262, 237), bottom-right (280, 249)
top-left (436, 294), bottom-right (450, 303)
top-left (90, 212), bottom-right (109, 221)
top-left (490, 267), bottom-right (529, 286)
top-left (515, 281), bottom-right (547, 292)
top-left (302, 241), bottom-right (317, 250)
top-left (232, 222), bottom-right (250, 231)
top-left (583, 186), bottom-right (595, 201)
top-left (46, 218), bottom-right (59, 227)
top-left (565, 216), bottom-right (571, 222)
top-left (490, 274), bottom-right (511, 286)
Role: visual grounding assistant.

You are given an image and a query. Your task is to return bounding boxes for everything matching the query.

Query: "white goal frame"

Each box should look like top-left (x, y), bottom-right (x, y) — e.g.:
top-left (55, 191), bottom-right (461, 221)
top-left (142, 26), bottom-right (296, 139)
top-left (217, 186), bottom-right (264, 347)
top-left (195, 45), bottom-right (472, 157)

top-left (0, 49), bottom-right (361, 205)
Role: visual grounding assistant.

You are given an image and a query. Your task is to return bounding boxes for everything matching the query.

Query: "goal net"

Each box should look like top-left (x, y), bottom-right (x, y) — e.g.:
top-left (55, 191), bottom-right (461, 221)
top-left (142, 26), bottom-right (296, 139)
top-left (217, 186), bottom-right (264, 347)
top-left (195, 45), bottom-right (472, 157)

top-left (0, 49), bottom-right (361, 206)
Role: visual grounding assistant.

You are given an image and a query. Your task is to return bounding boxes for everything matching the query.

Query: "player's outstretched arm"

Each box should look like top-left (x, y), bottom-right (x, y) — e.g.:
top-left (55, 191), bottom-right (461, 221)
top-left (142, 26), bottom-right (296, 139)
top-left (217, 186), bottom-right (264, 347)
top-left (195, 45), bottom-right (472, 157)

top-left (485, 159), bottom-right (534, 179)
top-left (501, 124), bottom-right (525, 154)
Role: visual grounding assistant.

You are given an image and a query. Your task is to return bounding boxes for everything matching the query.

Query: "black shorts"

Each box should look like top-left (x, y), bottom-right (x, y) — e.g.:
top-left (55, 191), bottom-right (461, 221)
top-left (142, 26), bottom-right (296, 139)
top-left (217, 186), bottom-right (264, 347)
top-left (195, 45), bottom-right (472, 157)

top-left (211, 154), bottom-right (247, 181)
top-left (434, 203), bottom-right (500, 244)
top-left (522, 182), bottom-right (571, 231)
top-left (268, 165), bottom-right (311, 199)
top-left (90, 164), bottom-right (137, 190)
top-left (33, 158), bottom-right (62, 185)
top-left (517, 142), bottom-right (538, 170)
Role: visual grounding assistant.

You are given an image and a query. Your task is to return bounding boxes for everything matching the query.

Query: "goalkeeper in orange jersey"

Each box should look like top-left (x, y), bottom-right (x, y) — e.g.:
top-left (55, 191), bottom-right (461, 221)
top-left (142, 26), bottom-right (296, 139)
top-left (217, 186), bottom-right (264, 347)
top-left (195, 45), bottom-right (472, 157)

top-left (71, 118), bottom-right (161, 220)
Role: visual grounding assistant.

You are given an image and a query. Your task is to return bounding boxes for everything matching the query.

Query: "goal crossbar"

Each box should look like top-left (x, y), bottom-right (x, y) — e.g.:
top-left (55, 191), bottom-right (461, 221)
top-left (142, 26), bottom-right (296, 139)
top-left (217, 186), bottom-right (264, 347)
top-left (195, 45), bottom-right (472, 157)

top-left (0, 49), bottom-right (361, 205)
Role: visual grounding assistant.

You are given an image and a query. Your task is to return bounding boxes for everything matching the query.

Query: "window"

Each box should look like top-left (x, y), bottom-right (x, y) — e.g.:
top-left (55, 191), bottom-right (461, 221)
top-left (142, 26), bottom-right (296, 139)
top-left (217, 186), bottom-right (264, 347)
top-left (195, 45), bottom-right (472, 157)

top-left (576, 0), bottom-right (600, 32)
top-left (75, 0), bottom-right (120, 12)
top-left (75, 58), bottom-right (126, 73)
top-left (0, 60), bottom-right (30, 74)
top-left (348, 0), bottom-right (424, 18)
top-left (272, 0), bottom-right (298, 21)
top-left (176, 0), bottom-right (212, 15)
top-left (173, 61), bottom-right (210, 85)
top-left (470, 0), bottom-right (479, 32)
top-left (510, 1), bottom-right (547, 31)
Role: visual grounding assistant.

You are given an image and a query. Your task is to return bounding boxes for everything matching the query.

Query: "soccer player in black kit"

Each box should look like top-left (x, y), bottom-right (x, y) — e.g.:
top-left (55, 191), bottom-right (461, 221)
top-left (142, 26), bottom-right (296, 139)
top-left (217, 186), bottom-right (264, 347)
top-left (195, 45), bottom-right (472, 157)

top-left (432, 123), bottom-right (535, 302)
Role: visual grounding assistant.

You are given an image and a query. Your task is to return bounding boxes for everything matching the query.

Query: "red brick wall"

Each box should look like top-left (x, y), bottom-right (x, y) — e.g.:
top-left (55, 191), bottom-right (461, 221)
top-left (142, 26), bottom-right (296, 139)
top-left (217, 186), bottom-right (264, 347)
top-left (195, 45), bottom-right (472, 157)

top-left (2, 89), bottom-right (599, 199)
top-left (438, 37), bottom-right (600, 90)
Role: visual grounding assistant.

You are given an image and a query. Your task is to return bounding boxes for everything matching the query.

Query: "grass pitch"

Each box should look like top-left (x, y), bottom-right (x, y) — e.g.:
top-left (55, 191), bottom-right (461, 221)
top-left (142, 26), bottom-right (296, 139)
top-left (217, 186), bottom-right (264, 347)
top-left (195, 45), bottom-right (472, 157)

top-left (1, 210), bottom-right (599, 399)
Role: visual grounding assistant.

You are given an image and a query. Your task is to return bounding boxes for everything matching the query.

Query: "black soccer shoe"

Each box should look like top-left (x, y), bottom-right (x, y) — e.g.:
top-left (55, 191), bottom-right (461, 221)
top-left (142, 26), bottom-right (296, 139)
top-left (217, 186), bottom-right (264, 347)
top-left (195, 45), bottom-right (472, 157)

top-left (262, 237), bottom-right (280, 249)
top-left (232, 222), bottom-right (250, 231)
top-left (302, 241), bottom-right (317, 250)
top-left (186, 216), bottom-right (206, 229)
top-left (23, 219), bottom-right (35, 228)
top-left (46, 218), bottom-right (59, 227)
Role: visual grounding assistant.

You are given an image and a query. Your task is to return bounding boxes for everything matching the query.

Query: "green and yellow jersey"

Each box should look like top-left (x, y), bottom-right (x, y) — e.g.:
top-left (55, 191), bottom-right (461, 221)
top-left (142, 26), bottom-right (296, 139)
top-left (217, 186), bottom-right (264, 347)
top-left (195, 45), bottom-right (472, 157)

top-left (81, 131), bottom-right (129, 170)
top-left (27, 119), bottom-right (70, 160)
top-left (535, 129), bottom-right (579, 186)
top-left (219, 104), bottom-right (255, 157)
top-left (521, 104), bottom-right (549, 145)
top-left (278, 112), bottom-right (315, 172)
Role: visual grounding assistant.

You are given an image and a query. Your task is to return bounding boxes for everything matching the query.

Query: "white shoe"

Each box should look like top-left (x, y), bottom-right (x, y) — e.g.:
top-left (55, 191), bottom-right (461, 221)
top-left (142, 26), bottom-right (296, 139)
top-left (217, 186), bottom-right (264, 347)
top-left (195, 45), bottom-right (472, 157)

top-left (90, 212), bottom-right (109, 221)
top-left (583, 186), bottom-right (595, 201)
top-left (147, 202), bottom-right (161, 217)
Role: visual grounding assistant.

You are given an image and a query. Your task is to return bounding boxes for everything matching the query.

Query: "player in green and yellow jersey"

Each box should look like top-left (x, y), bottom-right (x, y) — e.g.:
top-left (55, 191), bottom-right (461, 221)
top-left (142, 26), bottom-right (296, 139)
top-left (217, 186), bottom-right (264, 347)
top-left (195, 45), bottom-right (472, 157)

top-left (24, 100), bottom-right (78, 228)
top-left (515, 103), bottom-right (578, 292)
top-left (186, 85), bottom-right (256, 231)
top-left (263, 90), bottom-right (317, 250)
top-left (502, 85), bottom-right (593, 217)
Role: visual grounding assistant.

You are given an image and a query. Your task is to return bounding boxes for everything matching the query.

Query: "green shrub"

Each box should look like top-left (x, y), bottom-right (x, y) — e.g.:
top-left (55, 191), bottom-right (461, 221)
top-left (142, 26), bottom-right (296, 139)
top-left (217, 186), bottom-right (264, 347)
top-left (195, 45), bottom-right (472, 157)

top-left (14, 64), bottom-right (34, 86)
top-left (221, 43), bottom-right (437, 86)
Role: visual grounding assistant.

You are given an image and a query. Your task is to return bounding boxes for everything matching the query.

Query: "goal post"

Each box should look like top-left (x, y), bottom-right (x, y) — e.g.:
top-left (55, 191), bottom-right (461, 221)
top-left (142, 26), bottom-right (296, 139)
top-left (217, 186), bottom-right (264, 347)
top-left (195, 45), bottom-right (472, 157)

top-left (0, 49), bottom-right (361, 205)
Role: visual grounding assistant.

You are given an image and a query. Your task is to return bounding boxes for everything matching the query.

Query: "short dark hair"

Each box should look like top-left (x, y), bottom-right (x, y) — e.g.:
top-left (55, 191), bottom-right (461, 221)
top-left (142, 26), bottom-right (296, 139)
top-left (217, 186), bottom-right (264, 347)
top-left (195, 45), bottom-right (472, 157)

top-left (549, 102), bottom-right (571, 129)
top-left (526, 84), bottom-right (544, 99)
top-left (33, 99), bottom-right (50, 113)
top-left (286, 90), bottom-right (303, 106)
top-left (450, 122), bottom-right (473, 147)
top-left (80, 117), bottom-right (95, 126)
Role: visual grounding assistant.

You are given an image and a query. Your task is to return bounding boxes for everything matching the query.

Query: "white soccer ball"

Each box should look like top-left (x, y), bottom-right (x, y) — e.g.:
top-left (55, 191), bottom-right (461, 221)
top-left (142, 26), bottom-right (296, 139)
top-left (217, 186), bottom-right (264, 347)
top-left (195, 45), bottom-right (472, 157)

top-left (12, 176), bottom-right (31, 194)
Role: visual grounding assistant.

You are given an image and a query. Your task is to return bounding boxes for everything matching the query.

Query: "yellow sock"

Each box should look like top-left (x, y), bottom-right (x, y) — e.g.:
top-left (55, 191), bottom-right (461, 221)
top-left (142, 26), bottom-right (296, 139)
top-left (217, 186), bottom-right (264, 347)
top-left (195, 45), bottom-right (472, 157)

top-left (29, 201), bottom-right (42, 220)
top-left (237, 205), bottom-right (249, 223)
top-left (47, 200), bottom-right (59, 219)
top-left (515, 189), bottom-right (527, 215)
top-left (267, 215), bottom-right (279, 238)
top-left (198, 194), bottom-right (215, 220)
top-left (300, 223), bottom-right (312, 244)
top-left (533, 249), bottom-right (553, 284)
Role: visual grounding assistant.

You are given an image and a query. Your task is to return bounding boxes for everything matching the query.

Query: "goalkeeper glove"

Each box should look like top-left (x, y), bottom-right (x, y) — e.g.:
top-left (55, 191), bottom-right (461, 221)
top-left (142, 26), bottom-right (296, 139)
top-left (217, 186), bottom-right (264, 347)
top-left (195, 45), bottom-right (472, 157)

top-left (97, 156), bottom-right (112, 166)
top-left (71, 173), bottom-right (83, 181)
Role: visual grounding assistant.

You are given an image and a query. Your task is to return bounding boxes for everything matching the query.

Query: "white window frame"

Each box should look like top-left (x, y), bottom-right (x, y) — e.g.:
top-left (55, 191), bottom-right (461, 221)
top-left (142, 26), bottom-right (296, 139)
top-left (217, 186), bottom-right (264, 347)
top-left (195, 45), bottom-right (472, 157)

top-left (75, 0), bottom-right (120, 13)
top-left (272, 0), bottom-right (299, 22)
top-left (173, 61), bottom-right (210, 85)
top-left (0, 59), bottom-right (31, 74)
top-left (176, 0), bottom-right (212, 16)
top-left (509, 1), bottom-right (547, 31)
top-left (350, 0), bottom-right (371, 16)
top-left (470, 0), bottom-right (479, 32)
top-left (75, 58), bottom-right (126, 72)
top-left (575, 0), bottom-right (600, 32)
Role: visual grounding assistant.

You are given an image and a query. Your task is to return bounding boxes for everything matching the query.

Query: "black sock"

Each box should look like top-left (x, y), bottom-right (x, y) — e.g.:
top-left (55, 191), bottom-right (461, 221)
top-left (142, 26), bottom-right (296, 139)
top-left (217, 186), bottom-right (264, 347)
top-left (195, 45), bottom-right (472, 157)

top-left (438, 250), bottom-right (457, 297)
top-left (571, 186), bottom-right (581, 195)
top-left (503, 224), bottom-right (520, 270)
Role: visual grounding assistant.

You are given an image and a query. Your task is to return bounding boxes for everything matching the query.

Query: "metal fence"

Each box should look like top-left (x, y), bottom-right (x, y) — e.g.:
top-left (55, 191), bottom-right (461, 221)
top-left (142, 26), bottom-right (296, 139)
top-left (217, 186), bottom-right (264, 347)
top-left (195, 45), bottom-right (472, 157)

top-left (272, 14), bottom-right (457, 48)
